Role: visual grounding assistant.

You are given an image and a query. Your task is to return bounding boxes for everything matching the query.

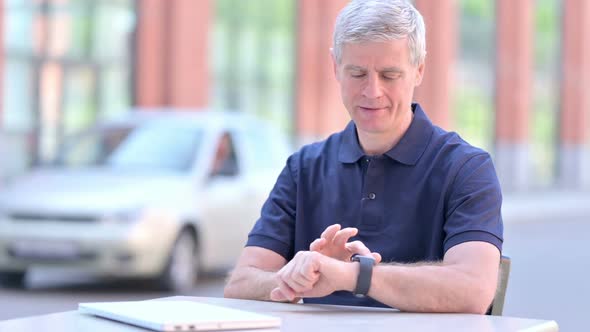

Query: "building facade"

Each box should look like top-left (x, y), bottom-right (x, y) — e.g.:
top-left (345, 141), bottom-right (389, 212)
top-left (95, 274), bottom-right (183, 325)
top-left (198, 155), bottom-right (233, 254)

top-left (1, 0), bottom-right (589, 191)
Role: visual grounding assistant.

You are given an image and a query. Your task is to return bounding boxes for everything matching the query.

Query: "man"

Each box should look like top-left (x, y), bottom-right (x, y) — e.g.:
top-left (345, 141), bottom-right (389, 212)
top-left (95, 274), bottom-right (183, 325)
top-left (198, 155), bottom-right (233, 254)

top-left (224, 0), bottom-right (502, 314)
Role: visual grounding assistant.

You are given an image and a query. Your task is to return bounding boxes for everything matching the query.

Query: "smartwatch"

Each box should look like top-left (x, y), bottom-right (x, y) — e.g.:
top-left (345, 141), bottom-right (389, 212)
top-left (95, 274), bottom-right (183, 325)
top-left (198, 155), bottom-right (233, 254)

top-left (351, 254), bottom-right (375, 297)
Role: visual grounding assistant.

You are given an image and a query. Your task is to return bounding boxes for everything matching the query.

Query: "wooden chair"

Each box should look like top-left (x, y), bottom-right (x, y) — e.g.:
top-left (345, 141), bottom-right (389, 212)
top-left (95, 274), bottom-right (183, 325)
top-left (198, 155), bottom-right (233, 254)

top-left (486, 255), bottom-right (511, 316)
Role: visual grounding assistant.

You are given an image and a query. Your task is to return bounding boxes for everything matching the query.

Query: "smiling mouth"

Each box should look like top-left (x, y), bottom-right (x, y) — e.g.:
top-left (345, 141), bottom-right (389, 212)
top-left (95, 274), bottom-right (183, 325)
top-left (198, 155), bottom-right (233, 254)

top-left (359, 106), bottom-right (386, 111)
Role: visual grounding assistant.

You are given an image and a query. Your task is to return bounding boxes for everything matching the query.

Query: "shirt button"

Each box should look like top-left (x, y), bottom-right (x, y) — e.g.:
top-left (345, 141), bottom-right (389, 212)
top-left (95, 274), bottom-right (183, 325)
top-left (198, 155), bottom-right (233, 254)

top-left (368, 193), bottom-right (376, 200)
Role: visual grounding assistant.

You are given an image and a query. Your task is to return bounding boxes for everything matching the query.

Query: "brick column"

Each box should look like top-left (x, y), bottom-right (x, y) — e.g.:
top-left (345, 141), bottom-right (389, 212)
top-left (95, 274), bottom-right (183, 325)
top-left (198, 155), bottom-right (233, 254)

top-left (296, 0), bottom-right (349, 144)
top-left (494, 0), bottom-right (534, 191)
top-left (135, 0), bottom-right (210, 108)
top-left (167, 0), bottom-right (210, 107)
top-left (559, 0), bottom-right (590, 189)
top-left (413, 0), bottom-right (458, 129)
top-left (135, 0), bottom-right (166, 107)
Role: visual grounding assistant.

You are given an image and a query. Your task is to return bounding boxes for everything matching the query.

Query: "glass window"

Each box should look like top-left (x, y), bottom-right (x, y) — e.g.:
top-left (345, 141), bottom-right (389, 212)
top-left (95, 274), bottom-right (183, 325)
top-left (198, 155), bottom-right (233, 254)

top-left (455, 0), bottom-right (560, 188)
top-left (92, 1), bottom-right (135, 60)
top-left (99, 66), bottom-right (131, 120)
top-left (210, 132), bottom-right (239, 177)
top-left (240, 124), bottom-right (289, 172)
top-left (454, 0), bottom-right (495, 153)
top-left (212, 0), bottom-right (295, 134)
top-left (2, 60), bottom-right (34, 131)
top-left (107, 123), bottom-right (203, 173)
top-left (62, 66), bottom-right (97, 136)
top-left (531, 0), bottom-right (559, 188)
top-left (55, 125), bottom-right (133, 168)
top-left (4, 3), bottom-right (36, 53)
top-left (2, 0), bottom-right (135, 166)
top-left (55, 121), bottom-right (203, 173)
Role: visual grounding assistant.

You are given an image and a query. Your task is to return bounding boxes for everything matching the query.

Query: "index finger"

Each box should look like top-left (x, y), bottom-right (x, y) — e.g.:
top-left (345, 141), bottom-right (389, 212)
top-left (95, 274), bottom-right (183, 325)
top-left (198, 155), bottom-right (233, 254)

top-left (332, 227), bottom-right (358, 247)
top-left (320, 224), bottom-right (341, 241)
top-left (309, 238), bottom-right (326, 252)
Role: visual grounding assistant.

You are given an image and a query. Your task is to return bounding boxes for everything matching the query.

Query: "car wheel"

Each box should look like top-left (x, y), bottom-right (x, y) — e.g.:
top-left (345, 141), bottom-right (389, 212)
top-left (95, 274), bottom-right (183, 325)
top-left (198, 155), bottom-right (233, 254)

top-left (158, 229), bottom-right (198, 292)
top-left (0, 270), bottom-right (27, 288)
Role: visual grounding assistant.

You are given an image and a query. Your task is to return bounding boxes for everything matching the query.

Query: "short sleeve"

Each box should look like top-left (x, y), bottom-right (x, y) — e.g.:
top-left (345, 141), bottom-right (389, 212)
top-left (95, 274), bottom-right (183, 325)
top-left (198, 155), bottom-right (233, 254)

top-left (246, 155), bottom-right (298, 260)
top-left (443, 153), bottom-right (504, 253)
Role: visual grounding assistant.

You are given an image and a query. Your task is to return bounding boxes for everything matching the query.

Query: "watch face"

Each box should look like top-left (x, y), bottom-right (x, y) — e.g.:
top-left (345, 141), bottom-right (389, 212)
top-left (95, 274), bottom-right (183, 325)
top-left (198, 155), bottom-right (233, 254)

top-left (352, 254), bottom-right (375, 264)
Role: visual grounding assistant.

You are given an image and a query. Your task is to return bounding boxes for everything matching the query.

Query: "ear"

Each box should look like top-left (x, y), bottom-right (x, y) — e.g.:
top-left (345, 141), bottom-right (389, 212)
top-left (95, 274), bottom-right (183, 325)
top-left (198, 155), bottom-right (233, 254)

top-left (330, 48), bottom-right (341, 82)
top-left (414, 61), bottom-right (425, 87)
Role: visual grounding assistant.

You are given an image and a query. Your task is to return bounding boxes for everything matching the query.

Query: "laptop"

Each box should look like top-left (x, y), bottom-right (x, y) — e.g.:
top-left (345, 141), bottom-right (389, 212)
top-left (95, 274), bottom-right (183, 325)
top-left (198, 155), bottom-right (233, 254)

top-left (78, 300), bottom-right (281, 331)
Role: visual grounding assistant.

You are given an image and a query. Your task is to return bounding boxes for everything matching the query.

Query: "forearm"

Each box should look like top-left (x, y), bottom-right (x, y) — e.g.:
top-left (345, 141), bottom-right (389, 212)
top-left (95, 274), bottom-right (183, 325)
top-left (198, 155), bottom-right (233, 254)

top-left (367, 263), bottom-right (495, 314)
top-left (224, 266), bottom-right (278, 301)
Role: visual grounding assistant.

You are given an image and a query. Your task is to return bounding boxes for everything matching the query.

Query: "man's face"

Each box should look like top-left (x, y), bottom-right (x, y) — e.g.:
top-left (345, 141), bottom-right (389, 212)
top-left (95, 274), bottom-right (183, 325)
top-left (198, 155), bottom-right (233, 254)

top-left (333, 39), bottom-right (424, 137)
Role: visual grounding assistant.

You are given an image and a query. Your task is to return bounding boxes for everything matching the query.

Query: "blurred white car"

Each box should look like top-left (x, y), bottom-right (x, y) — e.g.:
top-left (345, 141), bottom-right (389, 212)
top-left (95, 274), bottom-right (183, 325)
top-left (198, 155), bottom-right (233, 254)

top-left (0, 110), bottom-right (290, 291)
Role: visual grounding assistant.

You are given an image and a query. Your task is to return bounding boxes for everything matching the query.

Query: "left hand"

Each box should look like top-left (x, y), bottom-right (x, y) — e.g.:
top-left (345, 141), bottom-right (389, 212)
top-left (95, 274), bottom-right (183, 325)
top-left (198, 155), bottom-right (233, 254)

top-left (310, 224), bottom-right (382, 263)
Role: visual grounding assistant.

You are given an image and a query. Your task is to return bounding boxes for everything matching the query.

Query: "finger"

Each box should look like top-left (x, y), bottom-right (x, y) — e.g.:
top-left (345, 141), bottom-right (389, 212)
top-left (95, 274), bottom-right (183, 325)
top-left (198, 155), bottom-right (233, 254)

top-left (320, 224), bottom-right (341, 241)
top-left (371, 252), bottom-right (382, 264)
top-left (333, 227), bottom-right (358, 247)
top-left (309, 238), bottom-right (326, 252)
top-left (280, 252), bottom-right (318, 293)
top-left (345, 240), bottom-right (371, 256)
top-left (294, 276), bottom-right (318, 297)
top-left (344, 241), bottom-right (382, 264)
top-left (270, 287), bottom-right (288, 302)
top-left (288, 255), bottom-right (320, 290)
top-left (284, 269), bottom-right (314, 293)
top-left (285, 277), bottom-right (311, 293)
top-left (275, 277), bottom-right (297, 302)
top-left (293, 264), bottom-right (320, 284)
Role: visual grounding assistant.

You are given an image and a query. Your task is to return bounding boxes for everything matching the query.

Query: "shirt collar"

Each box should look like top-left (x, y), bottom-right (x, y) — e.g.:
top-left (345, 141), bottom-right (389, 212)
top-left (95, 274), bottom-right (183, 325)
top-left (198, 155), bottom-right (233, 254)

top-left (338, 121), bottom-right (365, 163)
top-left (338, 103), bottom-right (434, 165)
top-left (384, 103), bottom-right (434, 165)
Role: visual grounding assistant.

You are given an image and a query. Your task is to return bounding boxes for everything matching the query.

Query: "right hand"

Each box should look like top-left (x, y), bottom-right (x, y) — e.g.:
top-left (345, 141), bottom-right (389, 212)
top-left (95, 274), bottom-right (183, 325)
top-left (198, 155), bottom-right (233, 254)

top-left (270, 251), bottom-right (355, 302)
top-left (309, 224), bottom-right (382, 264)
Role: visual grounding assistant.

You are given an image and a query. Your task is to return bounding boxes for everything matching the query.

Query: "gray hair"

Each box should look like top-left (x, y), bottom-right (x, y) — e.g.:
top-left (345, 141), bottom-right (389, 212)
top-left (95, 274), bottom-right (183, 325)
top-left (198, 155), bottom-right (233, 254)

top-left (332, 0), bottom-right (426, 66)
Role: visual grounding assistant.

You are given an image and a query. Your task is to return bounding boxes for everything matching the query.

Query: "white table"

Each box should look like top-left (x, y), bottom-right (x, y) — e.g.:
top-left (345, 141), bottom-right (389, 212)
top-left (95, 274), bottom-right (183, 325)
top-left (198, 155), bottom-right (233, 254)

top-left (0, 296), bottom-right (559, 332)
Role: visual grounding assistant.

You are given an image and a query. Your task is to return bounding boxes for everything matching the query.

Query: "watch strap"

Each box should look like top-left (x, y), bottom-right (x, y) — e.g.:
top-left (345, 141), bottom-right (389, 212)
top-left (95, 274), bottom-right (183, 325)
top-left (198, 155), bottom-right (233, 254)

top-left (351, 254), bottom-right (374, 297)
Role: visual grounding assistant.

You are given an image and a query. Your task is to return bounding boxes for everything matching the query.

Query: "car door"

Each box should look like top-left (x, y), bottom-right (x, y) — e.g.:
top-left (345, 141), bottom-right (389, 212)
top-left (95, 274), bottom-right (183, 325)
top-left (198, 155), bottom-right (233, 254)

top-left (198, 130), bottom-right (258, 270)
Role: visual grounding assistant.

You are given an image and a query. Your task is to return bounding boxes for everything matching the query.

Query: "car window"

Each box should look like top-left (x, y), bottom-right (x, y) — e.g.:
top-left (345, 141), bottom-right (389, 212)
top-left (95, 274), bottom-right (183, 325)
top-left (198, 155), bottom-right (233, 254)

top-left (107, 123), bottom-right (203, 172)
top-left (210, 132), bottom-right (239, 177)
top-left (244, 126), bottom-right (288, 171)
top-left (54, 126), bottom-right (134, 168)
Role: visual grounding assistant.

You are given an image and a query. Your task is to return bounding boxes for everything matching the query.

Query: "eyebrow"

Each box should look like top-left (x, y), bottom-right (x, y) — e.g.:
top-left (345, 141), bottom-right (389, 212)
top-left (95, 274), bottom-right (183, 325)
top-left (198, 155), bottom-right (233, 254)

top-left (380, 67), bottom-right (404, 73)
top-left (343, 65), bottom-right (403, 73)
top-left (344, 65), bottom-right (365, 71)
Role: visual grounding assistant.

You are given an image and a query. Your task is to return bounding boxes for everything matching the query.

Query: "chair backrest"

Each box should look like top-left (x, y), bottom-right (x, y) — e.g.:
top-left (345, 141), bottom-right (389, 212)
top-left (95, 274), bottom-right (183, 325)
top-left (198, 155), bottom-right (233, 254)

top-left (486, 255), bottom-right (511, 316)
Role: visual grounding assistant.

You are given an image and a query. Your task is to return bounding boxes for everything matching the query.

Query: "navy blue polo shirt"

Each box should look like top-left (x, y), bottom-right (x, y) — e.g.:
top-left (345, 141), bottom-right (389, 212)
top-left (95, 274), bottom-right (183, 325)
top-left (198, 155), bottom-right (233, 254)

top-left (247, 103), bottom-right (503, 308)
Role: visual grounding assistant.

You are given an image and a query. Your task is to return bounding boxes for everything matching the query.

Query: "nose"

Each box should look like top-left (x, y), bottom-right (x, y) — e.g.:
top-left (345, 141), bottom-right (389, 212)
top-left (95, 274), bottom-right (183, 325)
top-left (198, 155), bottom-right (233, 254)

top-left (362, 73), bottom-right (384, 99)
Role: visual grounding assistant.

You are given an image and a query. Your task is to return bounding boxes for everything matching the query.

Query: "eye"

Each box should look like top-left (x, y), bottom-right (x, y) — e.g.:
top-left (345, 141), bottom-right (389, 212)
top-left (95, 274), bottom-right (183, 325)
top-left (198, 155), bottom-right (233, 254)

top-left (350, 72), bottom-right (366, 78)
top-left (382, 73), bottom-right (401, 80)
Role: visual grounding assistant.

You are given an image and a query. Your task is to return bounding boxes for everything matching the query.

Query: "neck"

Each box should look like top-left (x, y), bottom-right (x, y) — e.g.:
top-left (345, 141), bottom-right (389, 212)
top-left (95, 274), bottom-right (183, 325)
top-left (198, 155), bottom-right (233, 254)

top-left (357, 107), bottom-right (413, 156)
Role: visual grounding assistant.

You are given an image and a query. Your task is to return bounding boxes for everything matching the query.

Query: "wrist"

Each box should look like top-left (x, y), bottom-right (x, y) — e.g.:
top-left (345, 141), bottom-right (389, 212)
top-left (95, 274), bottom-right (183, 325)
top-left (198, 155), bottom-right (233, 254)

top-left (324, 257), bottom-right (359, 292)
top-left (344, 261), bottom-right (360, 292)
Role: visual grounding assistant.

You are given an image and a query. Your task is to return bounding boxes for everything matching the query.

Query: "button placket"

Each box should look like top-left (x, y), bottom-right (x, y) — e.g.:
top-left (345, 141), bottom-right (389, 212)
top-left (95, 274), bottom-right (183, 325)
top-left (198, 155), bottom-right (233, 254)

top-left (359, 156), bottom-right (383, 229)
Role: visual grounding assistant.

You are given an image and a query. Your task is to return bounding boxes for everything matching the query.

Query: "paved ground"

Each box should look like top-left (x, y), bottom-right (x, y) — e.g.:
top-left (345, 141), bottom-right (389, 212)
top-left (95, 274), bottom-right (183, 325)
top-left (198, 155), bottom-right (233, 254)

top-left (0, 272), bottom-right (226, 321)
top-left (1, 192), bottom-right (588, 330)
top-left (502, 216), bottom-right (588, 331)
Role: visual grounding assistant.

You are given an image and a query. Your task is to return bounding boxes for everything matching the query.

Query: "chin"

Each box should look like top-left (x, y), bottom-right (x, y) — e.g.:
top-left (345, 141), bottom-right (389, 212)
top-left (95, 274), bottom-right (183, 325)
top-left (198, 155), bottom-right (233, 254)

top-left (355, 123), bottom-right (388, 134)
